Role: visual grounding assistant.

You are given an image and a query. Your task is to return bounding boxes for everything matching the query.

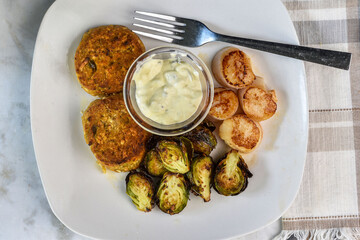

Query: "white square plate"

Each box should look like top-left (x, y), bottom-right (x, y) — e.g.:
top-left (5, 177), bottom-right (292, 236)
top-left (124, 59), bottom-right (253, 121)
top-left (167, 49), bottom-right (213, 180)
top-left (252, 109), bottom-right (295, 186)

top-left (30, 0), bottom-right (308, 239)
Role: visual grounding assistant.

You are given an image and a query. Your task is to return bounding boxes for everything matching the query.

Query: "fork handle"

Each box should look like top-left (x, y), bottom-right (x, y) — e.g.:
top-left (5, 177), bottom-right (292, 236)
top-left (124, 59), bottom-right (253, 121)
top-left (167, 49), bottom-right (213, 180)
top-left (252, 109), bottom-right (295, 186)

top-left (215, 34), bottom-right (351, 70)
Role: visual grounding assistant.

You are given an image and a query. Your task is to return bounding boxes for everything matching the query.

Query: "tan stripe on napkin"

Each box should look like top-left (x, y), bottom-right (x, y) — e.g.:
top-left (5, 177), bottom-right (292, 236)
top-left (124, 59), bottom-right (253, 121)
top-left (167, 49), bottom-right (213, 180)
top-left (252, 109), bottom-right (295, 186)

top-left (284, 0), bottom-right (346, 10)
top-left (309, 110), bottom-right (353, 122)
top-left (284, 0), bottom-right (357, 10)
top-left (308, 127), bottom-right (354, 152)
top-left (283, 217), bottom-right (360, 230)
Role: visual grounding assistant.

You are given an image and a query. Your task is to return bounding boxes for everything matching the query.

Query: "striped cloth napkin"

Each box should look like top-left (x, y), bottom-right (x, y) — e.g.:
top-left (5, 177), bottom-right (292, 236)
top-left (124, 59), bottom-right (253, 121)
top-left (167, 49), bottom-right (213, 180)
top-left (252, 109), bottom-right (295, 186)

top-left (274, 0), bottom-right (360, 239)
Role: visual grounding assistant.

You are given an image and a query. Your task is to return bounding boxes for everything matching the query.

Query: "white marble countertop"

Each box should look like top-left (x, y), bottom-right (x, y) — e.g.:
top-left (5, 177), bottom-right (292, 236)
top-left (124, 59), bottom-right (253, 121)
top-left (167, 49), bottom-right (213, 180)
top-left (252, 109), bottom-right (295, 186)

top-left (0, 0), bottom-right (281, 239)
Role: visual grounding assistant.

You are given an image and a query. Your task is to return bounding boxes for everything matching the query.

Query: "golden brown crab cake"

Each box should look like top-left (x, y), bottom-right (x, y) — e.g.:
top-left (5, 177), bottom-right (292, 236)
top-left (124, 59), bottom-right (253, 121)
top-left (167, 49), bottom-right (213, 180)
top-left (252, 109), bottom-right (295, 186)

top-left (82, 95), bottom-right (151, 172)
top-left (239, 86), bottom-right (277, 122)
top-left (75, 25), bottom-right (145, 96)
top-left (219, 114), bottom-right (263, 153)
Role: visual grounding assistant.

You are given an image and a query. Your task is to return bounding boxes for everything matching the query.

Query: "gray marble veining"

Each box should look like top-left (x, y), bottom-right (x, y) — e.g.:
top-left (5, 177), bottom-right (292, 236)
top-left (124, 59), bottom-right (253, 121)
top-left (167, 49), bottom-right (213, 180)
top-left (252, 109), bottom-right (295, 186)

top-left (0, 0), bottom-right (280, 239)
top-left (0, 0), bottom-right (84, 239)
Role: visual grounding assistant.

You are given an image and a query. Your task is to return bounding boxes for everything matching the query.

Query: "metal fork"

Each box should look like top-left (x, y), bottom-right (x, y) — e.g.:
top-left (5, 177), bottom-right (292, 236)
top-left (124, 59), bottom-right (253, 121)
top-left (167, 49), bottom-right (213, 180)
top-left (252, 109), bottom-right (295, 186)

top-left (133, 11), bottom-right (351, 70)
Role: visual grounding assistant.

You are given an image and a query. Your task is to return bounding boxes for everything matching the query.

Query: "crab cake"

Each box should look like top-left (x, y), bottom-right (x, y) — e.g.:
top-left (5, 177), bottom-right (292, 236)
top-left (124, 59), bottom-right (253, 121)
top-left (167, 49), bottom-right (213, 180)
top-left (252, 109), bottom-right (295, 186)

top-left (82, 95), bottom-right (151, 172)
top-left (75, 25), bottom-right (145, 96)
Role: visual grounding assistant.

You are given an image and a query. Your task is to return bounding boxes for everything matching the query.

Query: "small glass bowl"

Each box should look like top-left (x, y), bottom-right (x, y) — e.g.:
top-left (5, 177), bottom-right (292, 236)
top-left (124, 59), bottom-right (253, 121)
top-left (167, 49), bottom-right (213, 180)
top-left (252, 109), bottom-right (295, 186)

top-left (123, 46), bottom-right (214, 136)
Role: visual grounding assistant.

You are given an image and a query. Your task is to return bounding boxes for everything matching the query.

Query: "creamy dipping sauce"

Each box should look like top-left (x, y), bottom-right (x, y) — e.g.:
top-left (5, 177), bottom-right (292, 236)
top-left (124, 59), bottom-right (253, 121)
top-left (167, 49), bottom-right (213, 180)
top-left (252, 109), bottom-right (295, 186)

top-left (133, 55), bottom-right (203, 125)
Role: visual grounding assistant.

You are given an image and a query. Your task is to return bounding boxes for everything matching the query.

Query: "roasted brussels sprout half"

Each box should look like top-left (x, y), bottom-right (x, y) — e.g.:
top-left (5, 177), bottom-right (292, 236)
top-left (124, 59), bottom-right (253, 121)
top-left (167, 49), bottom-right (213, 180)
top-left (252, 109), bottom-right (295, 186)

top-left (187, 156), bottom-right (214, 202)
top-left (126, 171), bottom-right (155, 212)
top-left (156, 140), bottom-right (190, 174)
top-left (143, 149), bottom-right (167, 177)
top-left (184, 125), bottom-right (217, 155)
top-left (157, 172), bottom-right (189, 215)
top-left (214, 150), bottom-right (252, 196)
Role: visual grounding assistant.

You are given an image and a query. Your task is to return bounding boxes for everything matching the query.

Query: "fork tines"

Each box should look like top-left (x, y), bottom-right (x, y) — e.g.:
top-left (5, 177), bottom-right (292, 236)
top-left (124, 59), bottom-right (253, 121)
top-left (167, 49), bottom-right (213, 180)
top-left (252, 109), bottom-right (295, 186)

top-left (132, 10), bottom-right (186, 43)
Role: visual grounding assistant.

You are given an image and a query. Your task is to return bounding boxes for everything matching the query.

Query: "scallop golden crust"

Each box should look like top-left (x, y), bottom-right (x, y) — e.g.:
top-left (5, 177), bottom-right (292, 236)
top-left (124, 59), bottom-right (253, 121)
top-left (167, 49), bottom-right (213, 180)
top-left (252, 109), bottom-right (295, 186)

top-left (212, 47), bottom-right (255, 89)
top-left (82, 95), bottom-right (151, 172)
top-left (75, 25), bottom-right (145, 96)
top-left (219, 114), bottom-right (263, 153)
top-left (239, 87), bottom-right (277, 122)
top-left (209, 88), bottom-right (239, 120)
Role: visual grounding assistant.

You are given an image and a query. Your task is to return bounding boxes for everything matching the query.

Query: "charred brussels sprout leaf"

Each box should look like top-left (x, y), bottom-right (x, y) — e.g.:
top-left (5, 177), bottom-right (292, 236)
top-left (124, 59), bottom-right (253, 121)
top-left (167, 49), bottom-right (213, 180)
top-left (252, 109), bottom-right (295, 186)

top-left (201, 119), bottom-right (216, 132)
top-left (126, 172), bottom-right (155, 212)
top-left (179, 137), bottom-right (194, 162)
top-left (156, 140), bottom-right (190, 174)
top-left (157, 172), bottom-right (189, 215)
top-left (146, 135), bottom-right (165, 151)
top-left (144, 149), bottom-right (167, 177)
top-left (184, 126), bottom-right (217, 155)
top-left (188, 156), bottom-right (214, 202)
top-left (214, 150), bottom-right (252, 196)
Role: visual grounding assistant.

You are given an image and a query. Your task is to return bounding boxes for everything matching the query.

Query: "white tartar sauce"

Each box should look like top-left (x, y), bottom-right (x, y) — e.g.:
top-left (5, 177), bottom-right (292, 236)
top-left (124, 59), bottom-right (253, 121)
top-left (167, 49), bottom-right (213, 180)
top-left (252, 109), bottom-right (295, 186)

top-left (133, 55), bottom-right (203, 125)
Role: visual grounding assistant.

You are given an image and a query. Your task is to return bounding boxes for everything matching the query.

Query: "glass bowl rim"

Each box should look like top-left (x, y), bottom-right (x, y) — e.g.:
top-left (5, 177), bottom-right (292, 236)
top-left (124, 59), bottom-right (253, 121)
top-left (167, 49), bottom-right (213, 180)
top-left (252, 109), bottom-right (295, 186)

top-left (123, 46), bottom-right (214, 136)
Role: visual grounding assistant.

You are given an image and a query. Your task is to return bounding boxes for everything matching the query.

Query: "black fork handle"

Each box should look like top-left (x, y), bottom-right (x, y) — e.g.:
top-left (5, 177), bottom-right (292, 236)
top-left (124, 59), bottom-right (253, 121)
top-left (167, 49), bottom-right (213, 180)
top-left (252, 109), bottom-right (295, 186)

top-left (215, 34), bottom-right (351, 70)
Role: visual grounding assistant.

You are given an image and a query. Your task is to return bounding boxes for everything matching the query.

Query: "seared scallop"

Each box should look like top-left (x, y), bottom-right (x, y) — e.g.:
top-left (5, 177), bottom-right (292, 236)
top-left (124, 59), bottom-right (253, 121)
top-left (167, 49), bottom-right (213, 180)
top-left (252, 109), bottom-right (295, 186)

top-left (212, 47), bottom-right (255, 89)
top-left (209, 88), bottom-right (239, 120)
top-left (239, 87), bottom-right (277, 121)
top-left (219, 114), bottom-right (263, 153)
